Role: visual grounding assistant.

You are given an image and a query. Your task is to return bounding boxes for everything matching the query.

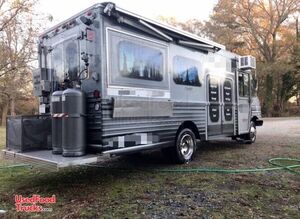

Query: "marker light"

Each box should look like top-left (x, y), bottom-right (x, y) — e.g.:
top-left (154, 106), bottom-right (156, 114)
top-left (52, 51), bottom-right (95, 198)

top-left (93, 90), bottom-right (100, 98)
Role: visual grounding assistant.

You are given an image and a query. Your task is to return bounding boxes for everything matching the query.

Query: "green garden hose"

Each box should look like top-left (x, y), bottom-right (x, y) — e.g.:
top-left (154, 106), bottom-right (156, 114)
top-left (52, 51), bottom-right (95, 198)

top-left (0, 158), bottom-right (299, 175)
top-left (158, 158), bottom-right (300, 175)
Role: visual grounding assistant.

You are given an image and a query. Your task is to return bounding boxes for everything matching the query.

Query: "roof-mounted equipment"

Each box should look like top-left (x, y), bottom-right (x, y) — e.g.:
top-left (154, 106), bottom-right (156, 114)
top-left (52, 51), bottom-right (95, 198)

top-left (239, 55), bottom-right (256, 70)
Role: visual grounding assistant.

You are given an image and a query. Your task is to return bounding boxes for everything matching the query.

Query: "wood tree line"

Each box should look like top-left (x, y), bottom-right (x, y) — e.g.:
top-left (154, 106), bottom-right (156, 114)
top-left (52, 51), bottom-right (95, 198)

top-left (0, 0), bottom-right (49, 125)
top-left (160, 0), bottom-right (300, 116)
top-left (0, 0), bottom-right (299, 125)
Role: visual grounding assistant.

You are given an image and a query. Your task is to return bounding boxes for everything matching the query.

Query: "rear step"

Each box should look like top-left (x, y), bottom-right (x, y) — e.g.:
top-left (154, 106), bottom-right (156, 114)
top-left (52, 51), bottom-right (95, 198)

top-left (1, 150), bottom-right (110, 171)
top-left (1, 141), bottom-right (173, 171)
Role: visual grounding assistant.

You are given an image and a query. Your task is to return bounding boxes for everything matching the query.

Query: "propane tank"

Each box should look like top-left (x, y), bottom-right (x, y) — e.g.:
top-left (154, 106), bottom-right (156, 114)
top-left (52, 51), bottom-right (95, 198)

top-left (62, 88), bottom-right (86, 157)
top-left (51, 90), bottom-right (63, 154)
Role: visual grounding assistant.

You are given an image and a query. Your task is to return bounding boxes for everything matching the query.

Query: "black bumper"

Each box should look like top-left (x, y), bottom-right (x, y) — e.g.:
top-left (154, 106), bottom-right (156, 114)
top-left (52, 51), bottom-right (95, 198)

top-left (255, 119), bottom-right (263, 126)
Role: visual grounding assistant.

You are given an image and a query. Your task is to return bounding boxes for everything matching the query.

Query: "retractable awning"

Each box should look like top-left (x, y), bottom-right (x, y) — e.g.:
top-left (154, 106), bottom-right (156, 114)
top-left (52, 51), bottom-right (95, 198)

top-left (102, 2), bottom-right (225, 52)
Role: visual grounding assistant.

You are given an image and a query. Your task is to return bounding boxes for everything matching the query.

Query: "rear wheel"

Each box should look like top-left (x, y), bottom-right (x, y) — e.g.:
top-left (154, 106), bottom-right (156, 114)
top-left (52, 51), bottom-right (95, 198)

top-left (169, 128), bottom-right (197, 164)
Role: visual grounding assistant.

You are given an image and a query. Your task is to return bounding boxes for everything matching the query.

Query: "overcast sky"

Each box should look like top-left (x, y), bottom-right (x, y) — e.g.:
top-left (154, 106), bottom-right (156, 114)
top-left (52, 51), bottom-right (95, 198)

top-left (37, 0), bottom-right (218, 27)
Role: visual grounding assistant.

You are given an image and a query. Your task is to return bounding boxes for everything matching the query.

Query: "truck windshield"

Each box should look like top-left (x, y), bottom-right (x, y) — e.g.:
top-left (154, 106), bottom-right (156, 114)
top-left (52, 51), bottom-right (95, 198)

top-left (50, 38), bottom-right (79, 83)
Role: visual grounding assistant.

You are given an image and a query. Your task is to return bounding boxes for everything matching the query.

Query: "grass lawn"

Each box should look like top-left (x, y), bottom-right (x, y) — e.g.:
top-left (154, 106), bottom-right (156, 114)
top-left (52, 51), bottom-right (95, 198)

top-left (0, 119), bottom-right (299, 218)
top-left (0, 126), bottom-right (6, 166)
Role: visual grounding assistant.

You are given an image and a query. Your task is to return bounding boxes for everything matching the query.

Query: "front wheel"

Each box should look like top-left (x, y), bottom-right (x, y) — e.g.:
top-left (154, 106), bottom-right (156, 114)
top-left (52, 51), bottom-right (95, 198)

top-left (245, 121), bottom-right (257, 144)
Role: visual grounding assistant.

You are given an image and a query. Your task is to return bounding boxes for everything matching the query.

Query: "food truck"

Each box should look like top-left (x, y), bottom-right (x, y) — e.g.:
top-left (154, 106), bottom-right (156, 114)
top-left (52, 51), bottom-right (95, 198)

top-left (3, 2), bottom-right (263, 170)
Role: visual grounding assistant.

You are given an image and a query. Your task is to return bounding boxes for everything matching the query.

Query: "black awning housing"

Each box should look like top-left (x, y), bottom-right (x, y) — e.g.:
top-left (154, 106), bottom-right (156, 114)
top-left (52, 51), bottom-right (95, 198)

top-left (101, 2), bottom-right (225, 53)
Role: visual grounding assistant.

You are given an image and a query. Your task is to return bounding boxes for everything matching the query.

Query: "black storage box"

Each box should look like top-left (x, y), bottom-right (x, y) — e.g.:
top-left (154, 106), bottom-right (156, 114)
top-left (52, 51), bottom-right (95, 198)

top-left (6, 115), bottom-right (52, 152)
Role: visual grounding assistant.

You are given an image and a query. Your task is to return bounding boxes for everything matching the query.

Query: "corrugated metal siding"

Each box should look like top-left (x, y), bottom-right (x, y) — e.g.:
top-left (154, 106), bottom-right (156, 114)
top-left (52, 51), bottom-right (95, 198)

top-left (86, 97), bottom-right (207, 145)
top-left (234, 106), bottom-right (238, 135)
top-left (172, 102), bottom-right (207, 135)
top-left (96, 99), bottom-right (206, 143)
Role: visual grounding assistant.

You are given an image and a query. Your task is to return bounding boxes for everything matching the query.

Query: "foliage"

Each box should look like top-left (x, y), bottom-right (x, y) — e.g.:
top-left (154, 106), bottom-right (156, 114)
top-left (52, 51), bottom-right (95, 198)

top-left (159, 16), bottom-right (206, 37)
top-left (0, 0), bottom-right (50, 125)
top-left (160, 0), bottom-right (300, 116)
top-left (289, 38), bottom-right (300, 105)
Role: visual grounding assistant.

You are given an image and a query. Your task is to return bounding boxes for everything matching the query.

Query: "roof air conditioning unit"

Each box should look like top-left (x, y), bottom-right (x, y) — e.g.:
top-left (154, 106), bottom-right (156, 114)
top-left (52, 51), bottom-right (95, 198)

top-left (239, 55), bottom-right (256, 70)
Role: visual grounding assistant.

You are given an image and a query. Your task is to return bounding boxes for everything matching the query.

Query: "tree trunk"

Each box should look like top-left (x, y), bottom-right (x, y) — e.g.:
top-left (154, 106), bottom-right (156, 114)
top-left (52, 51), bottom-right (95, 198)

top-left (296, 18), bottom-right (299, 41)
top-left (10, 97), bottom-right (16, 117)
top-left (264, 74), bottom-right (273, 117)
top-left (1, 103), bottom-right (9, 126)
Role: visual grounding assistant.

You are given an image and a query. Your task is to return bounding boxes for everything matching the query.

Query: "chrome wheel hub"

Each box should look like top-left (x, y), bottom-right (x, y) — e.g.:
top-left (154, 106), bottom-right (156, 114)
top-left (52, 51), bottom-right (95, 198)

top-left (249, 126), bottom-right (256, 141)
top-left (179, 134), bottom-right (194, 159)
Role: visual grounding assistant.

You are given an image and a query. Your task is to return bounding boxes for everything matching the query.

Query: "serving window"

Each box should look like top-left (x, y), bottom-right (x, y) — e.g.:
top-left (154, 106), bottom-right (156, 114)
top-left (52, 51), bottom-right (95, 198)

top-left (173, 56), bottom-right (202, 87)
top-left (119, 41), bottom-right (163, 81)
top-left (107, 29), bottom-right (168, 90)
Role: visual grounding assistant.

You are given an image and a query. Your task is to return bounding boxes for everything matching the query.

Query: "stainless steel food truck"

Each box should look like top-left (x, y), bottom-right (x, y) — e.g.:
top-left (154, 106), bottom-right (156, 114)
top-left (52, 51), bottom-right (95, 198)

top-left (2, 2), bottom-right (263, 170)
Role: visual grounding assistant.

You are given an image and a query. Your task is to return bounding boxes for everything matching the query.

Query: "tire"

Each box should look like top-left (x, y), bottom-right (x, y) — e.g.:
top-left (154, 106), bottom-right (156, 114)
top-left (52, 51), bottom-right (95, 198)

top-left (171, 128), bottom-right (197, 164)
top-left (245, 121), bottom-right (257, 144)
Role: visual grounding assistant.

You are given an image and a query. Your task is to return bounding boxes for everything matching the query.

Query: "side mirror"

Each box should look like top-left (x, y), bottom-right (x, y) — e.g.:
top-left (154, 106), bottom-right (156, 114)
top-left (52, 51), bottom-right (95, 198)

top-left (254, 79), bottom-right (258, 91)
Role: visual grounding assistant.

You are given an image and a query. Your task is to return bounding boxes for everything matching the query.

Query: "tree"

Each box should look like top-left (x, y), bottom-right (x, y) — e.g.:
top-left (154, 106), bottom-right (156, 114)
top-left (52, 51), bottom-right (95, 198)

top-left (0, 0), bottom-right (43, 125)
top-left (0, 0), bottom-right (34, 32)
top-left (159, 16), bottom-right (205, 37)
top-left (204, 0), bottom-right (300, 62)
top-left (160, 0), bottom-right (300, 116)
top-left (290, 17), bottom-right (300, 106)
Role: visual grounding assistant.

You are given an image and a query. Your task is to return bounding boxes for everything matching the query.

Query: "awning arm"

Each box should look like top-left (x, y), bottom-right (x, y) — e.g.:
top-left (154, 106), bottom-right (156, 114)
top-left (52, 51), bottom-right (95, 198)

top-left (139, 19), bottom-right (173, 42)
top-left (178, 40), bottom-right (217, 52)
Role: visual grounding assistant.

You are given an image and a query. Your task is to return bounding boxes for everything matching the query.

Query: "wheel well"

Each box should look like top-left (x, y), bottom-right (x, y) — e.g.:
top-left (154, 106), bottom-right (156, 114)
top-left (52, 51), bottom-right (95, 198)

top-left (177, 121), bottom-right (200, 140)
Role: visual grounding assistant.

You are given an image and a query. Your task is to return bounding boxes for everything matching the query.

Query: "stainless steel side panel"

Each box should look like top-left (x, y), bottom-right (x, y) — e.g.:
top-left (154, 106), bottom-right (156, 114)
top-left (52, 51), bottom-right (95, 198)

top-left (113, 98), bottom-right (173, 118)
